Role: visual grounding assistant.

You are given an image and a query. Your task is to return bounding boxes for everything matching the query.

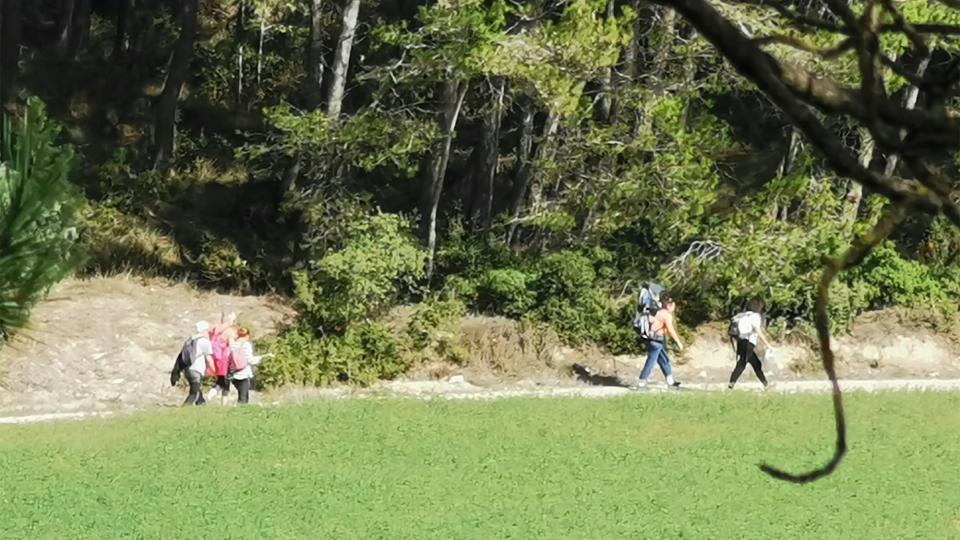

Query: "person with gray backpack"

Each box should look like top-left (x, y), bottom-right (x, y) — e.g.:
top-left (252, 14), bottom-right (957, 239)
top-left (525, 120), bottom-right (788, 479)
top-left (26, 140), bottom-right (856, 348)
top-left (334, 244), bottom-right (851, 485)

top-left (727, 298), bottom-right (773, 389)
top-left (170, 321), bottom-right (215, 406)
top-left (636, 292), bottom-right (684, 389)
top-left (632, 281), bottom-right (664, 341)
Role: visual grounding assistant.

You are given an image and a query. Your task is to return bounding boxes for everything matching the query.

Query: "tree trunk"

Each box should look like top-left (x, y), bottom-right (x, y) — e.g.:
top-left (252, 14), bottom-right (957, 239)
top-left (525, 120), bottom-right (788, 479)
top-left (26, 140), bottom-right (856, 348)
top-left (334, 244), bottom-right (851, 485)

top-left (257, 18), bottom-right (266, 89)
top-left (235, 0), bottom-right (246, 107)
top-left (507, 109), bottom-right (560, 246)
top-left (68, 0), bottom-right (92, 59)
top-left (153, 0), bottom-right (199, 170)
top-left (326, 0), bottom-right (361, 121)
top-left (113, 0), bottom-right (136, 62)
top-left (0, 0), bottom-right (21, 104)
top-left (775, 127), bottom-right (801, 179)
top-left (611, 0), bottom-right (641, 121)
top-left (842, 127), bottom-right (874, 229)
top-left (470, 78), bottom-right (505, 234)
top-left (305, 0), bottom-right (325, 109)
top-left (505, 103), bottom-right (536, 245)
top-left (635, 6), bottom-right (677, 139)
top-left (420, 79), bottom-right (468, 279)
top-left (56, 0), bottom-right (75, 55)
top-left (884, 55), bottom-right (931, 177)
top-left (597, 0), bottom-right (617, 122)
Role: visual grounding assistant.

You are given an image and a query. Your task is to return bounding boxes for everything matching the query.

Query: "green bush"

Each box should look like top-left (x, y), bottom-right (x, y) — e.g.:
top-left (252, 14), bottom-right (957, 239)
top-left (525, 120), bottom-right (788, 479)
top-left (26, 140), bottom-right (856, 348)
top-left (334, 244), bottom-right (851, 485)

top-left (477, 268), bottom-right (537, 317)
top-left (407, 296), bottom-right (468, 364)
top-left (849, 243), bottom-right (952, 310)
top-left (294, 213), bottom-right (425, 332)
top-left (194, 232), bottom-right (261, 292)
top-left (258, 321), bottom-right (412, 388)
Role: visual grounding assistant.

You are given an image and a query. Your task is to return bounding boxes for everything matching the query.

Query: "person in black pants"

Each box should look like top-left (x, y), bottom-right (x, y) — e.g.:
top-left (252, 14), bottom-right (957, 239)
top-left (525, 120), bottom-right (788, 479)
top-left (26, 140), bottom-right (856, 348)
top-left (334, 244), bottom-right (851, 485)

top-left (728, 298), bottom-right (773, 389)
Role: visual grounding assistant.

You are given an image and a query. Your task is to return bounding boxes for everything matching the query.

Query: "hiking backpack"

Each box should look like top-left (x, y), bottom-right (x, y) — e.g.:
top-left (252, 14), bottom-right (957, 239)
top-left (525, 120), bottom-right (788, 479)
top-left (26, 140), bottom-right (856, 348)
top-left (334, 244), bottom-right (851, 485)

top-left (633, 282), bottom-right (665, 340)
top-left (229, 343), bottom-right (250, 373)
top-left (170, 336), bottom-right (197, 386)
top-left (179, 336), bottom-right (197, 369)
top-left (728, 312), bottom-right (752, 339)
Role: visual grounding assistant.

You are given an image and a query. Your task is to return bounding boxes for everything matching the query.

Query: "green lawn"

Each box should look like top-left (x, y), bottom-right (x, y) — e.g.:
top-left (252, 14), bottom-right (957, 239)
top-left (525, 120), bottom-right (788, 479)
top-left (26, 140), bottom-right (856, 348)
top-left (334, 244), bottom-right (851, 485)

top-left (1, 393), bottom-right (958, 539)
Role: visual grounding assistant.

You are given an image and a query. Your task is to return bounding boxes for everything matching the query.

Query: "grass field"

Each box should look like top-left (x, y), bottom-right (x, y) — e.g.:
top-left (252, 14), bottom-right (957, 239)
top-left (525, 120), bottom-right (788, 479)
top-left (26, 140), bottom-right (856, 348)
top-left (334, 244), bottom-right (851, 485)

top-left (1, 392), bottom-right (959, 539)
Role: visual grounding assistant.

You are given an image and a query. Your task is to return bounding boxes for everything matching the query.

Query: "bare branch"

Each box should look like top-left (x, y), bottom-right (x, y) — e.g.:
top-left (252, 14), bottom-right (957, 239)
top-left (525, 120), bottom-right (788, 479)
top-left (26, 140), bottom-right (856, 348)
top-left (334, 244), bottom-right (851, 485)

top-left (664, 240), bottom-right (725, 279)
top-left (880, 54), bottom-right (928, 88)
top-left (881, 23), bottom-right (960, 35)
top-left (760, 206), bottom-right (906, 483)
top-left (731, 0), bottom-right (848, 34)
top-left (754, 35), bottom-right (854, 60)
top-left (651, 0), bottom-right (944, 211)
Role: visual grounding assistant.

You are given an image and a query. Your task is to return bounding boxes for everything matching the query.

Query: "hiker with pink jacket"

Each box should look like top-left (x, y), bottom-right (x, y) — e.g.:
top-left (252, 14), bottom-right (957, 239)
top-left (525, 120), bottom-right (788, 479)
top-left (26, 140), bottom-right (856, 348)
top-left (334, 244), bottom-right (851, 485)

top-left (208, 312), bottom-right (239, 403)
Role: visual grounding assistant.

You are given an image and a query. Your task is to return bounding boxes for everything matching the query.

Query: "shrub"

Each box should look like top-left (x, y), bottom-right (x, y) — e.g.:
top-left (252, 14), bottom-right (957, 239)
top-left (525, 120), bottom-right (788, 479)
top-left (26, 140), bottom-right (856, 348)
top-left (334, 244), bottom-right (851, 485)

top-left (849, 243), bottom-right (952, 310)
top-left (295, 213), bottom-right (425, 332)
top-left (407, 296), bottom-right (468, 364)
top-left (258, 321), bottom-right (413, 388)
top-left (477, 268), bottom-right (537, 317)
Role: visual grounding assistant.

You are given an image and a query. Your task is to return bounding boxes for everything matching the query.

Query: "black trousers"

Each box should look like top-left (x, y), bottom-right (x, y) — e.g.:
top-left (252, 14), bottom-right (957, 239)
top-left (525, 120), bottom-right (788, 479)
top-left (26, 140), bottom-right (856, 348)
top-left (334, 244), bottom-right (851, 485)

top-left (232, 378), bottom-right (251, 404)
top-left (729, 338), bottom-right (768, 386)
top-left (184, 369), bottom-right (206, 406)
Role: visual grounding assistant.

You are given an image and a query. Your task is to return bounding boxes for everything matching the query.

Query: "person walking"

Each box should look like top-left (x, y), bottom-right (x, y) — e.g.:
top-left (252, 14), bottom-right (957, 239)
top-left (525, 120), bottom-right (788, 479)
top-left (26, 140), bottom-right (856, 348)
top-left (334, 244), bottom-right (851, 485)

top-left (207, 311), bottom-right (238, 404)
top-left (227, 327), bottom-right (265, 405)
top-left (728, 298), bottom-right (773, 389)
top-left (183, 321), bottom-right (214, 406)
top-left (637, 295), bottom-right (684, 388)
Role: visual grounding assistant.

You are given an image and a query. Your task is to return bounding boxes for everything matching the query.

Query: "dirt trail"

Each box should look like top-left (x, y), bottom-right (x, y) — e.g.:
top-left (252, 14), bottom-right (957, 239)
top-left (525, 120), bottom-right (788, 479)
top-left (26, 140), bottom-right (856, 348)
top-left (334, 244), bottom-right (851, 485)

top-left (0, 276), bottom-right (295, 418)
top-left (1, 276), bottom-right (959, 425)
top-left (4, 378), bottom-right (960, 425)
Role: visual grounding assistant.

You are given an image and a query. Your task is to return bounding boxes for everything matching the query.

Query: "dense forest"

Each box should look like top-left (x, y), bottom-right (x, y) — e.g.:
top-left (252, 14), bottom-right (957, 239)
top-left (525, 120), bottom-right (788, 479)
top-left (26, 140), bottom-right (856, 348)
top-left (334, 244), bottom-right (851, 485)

top-left (1, 0), bottom-right (959, 386)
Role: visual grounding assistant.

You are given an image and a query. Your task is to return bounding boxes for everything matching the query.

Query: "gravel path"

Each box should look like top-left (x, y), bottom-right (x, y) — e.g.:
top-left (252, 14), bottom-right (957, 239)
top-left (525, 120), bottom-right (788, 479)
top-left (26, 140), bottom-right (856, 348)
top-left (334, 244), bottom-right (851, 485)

top-left (3, 377), bottom-right (960, 425)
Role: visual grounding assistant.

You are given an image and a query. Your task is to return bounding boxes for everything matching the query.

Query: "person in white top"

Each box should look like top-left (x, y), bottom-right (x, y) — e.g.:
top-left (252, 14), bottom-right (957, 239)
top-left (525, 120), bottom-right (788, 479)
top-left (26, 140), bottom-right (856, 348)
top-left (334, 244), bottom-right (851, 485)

top-left (184, 321), bottom-right (214, 406)
top-left (728, 298), bottom-right (773, 389)
top-left (228, 327), bottom-right (264, 404)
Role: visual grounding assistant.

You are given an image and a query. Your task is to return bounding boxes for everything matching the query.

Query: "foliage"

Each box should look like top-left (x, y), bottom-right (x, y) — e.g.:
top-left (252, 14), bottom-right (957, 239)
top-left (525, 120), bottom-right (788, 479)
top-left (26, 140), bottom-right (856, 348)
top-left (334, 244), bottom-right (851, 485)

top-left (258, 320), bottom-right (412, 387)
top-left (477, 268), bottom-right (538, 318)
top-left (8, 0), bottom-right (960, 383)
top-left (2, 393), bottom-right (959, 537)
top-left (0, 98), bottom-right (85, 337)
top-left (294, 213), bottom-right (425, 332)
top-left (848, 243), bottom-right (956, 312)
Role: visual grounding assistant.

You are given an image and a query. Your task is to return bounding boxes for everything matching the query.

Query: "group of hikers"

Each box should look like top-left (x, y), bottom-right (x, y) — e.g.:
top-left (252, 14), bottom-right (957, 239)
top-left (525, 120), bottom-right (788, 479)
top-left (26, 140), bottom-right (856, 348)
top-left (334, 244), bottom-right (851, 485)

top-left (169, 312), bottom-right (272, 406)
top-left (633, 282), bottom-right (774, 389)
top-left (168, 286), bottom-right (772, 404)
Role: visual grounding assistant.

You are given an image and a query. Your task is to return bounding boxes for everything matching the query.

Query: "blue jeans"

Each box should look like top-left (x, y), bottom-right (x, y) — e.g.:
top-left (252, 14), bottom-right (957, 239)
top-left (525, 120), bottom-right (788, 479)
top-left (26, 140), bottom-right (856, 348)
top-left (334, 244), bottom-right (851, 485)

top-left (640, 339), bottom-right (673, 380)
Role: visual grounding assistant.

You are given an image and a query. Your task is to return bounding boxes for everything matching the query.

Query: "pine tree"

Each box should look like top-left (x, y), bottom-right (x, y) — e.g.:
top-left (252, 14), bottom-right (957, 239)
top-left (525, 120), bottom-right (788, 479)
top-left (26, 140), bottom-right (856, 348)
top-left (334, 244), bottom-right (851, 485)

top-left (0, 98), bottom-right (85, 339)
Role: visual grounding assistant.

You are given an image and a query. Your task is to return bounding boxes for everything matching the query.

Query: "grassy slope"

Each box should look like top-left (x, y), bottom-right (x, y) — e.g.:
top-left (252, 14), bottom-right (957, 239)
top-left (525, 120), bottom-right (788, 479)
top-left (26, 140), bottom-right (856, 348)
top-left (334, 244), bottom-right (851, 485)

top-left (1, 393), bottom-right (959, 539)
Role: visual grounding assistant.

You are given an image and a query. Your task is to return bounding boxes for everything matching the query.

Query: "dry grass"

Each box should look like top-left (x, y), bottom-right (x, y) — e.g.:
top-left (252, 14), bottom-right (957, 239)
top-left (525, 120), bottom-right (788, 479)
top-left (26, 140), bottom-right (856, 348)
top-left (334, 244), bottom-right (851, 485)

top-left (83, 204), bottom-right (186, 279)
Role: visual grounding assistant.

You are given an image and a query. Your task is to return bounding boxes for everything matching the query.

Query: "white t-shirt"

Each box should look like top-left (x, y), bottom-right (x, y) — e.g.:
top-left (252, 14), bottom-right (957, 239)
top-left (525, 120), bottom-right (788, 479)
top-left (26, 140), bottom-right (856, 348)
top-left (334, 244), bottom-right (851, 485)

top-left (737, 311), bottom-right (763, 345)
top-left (189, 336), bottom-right (213, 374)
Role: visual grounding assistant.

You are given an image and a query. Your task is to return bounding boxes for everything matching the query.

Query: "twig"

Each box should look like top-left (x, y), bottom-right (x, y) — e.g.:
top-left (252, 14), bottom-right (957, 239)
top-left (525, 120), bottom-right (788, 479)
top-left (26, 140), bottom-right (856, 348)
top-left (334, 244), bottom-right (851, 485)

top-left (759, 206), bottom-right (905, 483)
top-left (754, 35), bottom-right (854, 60)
